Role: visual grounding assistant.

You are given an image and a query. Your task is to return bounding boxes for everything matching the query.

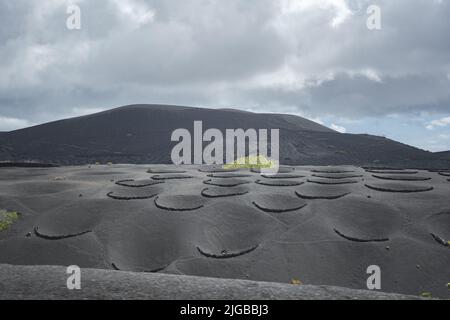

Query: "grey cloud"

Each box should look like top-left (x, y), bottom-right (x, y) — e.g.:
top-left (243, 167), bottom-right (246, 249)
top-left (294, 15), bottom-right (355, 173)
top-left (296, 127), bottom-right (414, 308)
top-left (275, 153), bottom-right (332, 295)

top-left (0, 0), bottom-right (449, 127)
top-left (233, 72), bottom-right (450, 119)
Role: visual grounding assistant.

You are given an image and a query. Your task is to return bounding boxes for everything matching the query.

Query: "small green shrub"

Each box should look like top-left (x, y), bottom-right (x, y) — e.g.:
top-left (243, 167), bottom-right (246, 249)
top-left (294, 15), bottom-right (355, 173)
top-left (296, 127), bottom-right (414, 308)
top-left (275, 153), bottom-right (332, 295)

top-left (0, 210), bottom-right (20, 232)
top-left (223, 155), bottom-right (277, 170)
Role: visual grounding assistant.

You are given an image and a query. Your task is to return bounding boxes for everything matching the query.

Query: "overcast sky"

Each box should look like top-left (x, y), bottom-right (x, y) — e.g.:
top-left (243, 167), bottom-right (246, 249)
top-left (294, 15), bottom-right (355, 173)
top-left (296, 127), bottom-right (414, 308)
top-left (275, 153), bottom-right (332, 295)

top-left (1, 0), bottom-right (450, 151)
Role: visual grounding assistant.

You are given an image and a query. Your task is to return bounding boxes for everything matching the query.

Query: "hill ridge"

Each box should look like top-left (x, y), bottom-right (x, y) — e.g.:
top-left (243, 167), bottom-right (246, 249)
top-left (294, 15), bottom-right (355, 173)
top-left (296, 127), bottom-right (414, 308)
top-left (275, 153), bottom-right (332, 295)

top-left (0, 104), bottom-right (447, 168)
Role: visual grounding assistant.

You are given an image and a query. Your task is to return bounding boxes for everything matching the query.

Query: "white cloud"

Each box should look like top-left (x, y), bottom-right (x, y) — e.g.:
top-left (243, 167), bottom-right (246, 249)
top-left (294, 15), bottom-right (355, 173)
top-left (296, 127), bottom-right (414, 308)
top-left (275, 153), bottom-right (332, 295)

top-left (111, 0), bottom-right (155, 29)
top-left (418, 142), bottom-right (450, 152)
top-left (426, 116), bottom-right (450, 130)
top-left (0, 116), bottom-right (31, 131)
top-left (361, 69), bottom-right (382, 83)
top-left (330, 123), bottom-right (347, 133)
top-left (65, 107), bottom-right (108, 118)
top-left (280, 0), bottom-right (352, 27)
top-left (310, 117), bottom-right (325, 126)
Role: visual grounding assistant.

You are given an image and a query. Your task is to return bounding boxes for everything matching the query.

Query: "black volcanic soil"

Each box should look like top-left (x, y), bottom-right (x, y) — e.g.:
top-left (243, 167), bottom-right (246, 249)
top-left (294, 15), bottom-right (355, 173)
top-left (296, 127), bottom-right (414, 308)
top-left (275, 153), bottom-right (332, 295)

top-left (0, 164), bottom-right (449, 299)
top-left (1, 104), bottom-right (448, 168)
top-left (0, 264), bottom-right (423, 300)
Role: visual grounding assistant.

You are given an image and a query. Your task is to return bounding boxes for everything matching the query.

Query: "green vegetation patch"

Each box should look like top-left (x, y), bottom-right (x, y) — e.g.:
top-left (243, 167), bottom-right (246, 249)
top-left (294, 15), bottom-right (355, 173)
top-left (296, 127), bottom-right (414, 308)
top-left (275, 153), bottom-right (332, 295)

top-left (223, 155), bottom-right (278, 170)
top-left (0, 210), bottom-right (20, 232)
